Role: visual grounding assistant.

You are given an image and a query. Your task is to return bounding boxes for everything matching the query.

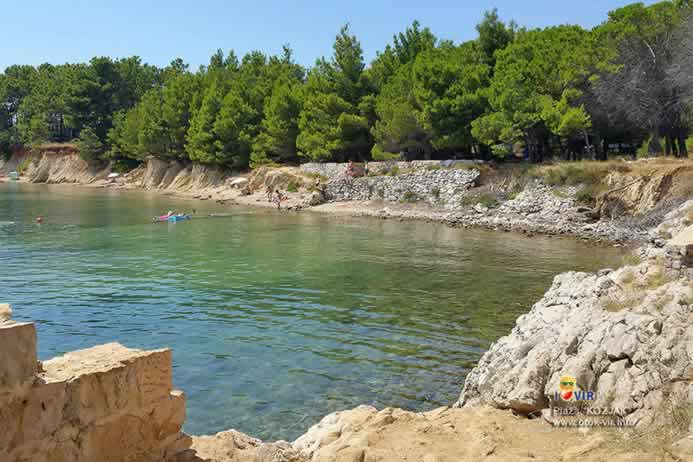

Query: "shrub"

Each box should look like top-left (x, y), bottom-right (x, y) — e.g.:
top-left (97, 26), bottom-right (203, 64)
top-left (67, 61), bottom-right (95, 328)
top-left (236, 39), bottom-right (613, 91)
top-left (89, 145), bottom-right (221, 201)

top-left (401, 190), bottom-right (419, 203)
top-left (77, 127), bottom-right (105, 162)
top-left (371, 144), bottom-right (400, 161)
top-left (286, 180), bottom-right (301, 193)
top-left (16, 156), bottom-right (32, 174)
top-left (461, 192), bottom-right (499, 208)
top-left (621, 254), bottom-right (641, 267)
top-left (112, 159), bottom-right (139, 174)
top-left (431, 186), bottom-right (440, 199)
top-left (685, 207), bottom-right (693, 225)
top-left (388, 165), bottom-right (400, 176)
top-left (575, 185), bottom-right (601, 205)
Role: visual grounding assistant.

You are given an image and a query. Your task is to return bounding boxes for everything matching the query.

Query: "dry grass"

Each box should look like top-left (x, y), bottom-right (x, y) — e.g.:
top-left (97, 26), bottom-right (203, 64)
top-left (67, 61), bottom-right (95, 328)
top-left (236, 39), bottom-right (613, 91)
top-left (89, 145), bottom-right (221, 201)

top-left (685, 208), bottom-right (693, 225)
top-left (40, 142), bottom-right (78, 149)
top-left (621, 254), bottom-right (641, 267)
top-left (619, 268), bottom-right (636, 285)
top-left (600, 261), bottom-right (676, 312)
top-left (653, 292), bottom-right (674, 311)
top-left (460, 192), bottom-right (499, 208)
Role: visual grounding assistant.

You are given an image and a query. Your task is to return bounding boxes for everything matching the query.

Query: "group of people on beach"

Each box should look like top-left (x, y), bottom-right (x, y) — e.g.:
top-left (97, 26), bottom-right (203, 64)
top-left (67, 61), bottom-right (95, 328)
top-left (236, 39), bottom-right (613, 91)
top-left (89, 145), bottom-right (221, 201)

top-left (265, 187), bottom-right (287, 209)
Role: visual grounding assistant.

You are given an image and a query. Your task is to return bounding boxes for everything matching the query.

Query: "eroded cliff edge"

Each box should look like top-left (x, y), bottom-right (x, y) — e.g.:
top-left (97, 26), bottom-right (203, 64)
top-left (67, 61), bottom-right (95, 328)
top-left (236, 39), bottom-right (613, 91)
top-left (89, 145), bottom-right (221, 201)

top-left (4, 149), bottom-right (693, 244)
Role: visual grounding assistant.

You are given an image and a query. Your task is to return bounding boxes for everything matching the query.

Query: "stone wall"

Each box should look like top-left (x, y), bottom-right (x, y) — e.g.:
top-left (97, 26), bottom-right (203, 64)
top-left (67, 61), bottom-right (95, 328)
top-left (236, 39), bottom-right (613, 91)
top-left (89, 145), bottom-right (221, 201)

top-left (324, 168), bottom-right (480, 209)
top-left (299, 160), bottom-right (485, 179)
top-left (0, 305), bottom-right (191, 462)
top-left (299, 162), bottom-right (349, 179)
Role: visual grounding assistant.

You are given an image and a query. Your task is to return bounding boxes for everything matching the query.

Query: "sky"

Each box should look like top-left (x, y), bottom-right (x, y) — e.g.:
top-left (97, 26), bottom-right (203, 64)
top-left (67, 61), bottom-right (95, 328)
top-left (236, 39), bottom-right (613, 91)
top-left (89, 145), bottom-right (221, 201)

top-left (2, 0), bottom-right (656, 71)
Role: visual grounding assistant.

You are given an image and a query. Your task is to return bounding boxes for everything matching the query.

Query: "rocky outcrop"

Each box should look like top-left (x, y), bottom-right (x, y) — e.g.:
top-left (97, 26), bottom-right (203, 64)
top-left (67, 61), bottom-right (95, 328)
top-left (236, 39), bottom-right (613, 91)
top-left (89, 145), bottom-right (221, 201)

top-left (457, 201), bottom-right (693, 431)
top-left (324, 169), bottom-right (479, 208)
top-left (137, 158), bottom-right (228, 193)
top-left (1, 150), bottom-right (110, 184)
top-left (0, 311), bottom-right (191, 462)
top-left (187, 430), bottom-right (304, 462)
top-left (449, 182), bottom-right (641, 242)
top-left (189, 404), bottom-right (690, 461)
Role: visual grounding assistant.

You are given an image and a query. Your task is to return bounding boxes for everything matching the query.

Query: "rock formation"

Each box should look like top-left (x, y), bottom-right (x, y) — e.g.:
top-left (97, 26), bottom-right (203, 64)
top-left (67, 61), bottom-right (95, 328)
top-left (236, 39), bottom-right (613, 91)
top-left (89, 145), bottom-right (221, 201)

top-left (0, 313), bottom-right (191, 462)
top-left (458, 201), bottom-right (693, 433)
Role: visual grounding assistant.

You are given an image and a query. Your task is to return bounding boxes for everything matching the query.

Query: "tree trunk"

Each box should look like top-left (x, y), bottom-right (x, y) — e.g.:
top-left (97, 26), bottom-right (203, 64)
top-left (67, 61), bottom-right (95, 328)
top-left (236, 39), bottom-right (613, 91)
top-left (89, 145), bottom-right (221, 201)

top-left (423, 144), bottom-right (432, 161)
top-left (678, 132), bottom-right (688, 158)
top-left (594, 132), bottom-right (605, 161)
top-left (582, 130), bottom-right (593, 160)
top-left (648, 130), bottom-right (663, 156)
top-left (665, 135), bottom-right (672, 156)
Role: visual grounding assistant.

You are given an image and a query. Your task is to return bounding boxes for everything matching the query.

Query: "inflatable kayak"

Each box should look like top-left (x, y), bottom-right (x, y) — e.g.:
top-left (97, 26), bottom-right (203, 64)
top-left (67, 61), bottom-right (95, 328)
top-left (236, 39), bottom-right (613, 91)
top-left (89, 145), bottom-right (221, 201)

top-left (153, 214), bottom-right (191, 223)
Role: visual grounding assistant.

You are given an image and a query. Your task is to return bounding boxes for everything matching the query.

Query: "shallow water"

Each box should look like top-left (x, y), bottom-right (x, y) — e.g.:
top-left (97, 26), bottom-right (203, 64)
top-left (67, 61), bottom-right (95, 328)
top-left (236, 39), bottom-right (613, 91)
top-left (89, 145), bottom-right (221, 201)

top-left (0, 182), bottom-right (624, 440)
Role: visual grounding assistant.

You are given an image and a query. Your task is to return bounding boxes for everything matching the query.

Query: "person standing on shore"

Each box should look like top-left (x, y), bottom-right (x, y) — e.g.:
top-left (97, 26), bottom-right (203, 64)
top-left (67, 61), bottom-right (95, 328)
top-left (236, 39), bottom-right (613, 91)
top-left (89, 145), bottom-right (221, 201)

top-left (274, 189), bottom-right (285, 210)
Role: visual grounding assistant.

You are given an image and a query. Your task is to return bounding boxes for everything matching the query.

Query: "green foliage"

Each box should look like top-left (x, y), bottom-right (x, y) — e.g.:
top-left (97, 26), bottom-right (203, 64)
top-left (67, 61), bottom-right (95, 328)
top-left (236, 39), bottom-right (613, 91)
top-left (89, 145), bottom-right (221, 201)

top-left (371, 144), bottom-right (401, 161)
top-left (475, 8), bottom-right (515, 67)
top-left (371, 63), bottom-right (427, 159)
top-left (461, 192), bottom-right (499, 208)
top-left (2, 4), bottom-right (692, 168)
top-left (368, 20), bottom-right (437, 90)
top-left (16, 156), bottom-right (31, 174)
top-left (297, 25), bottom-right (371, 162)
top-left (297, 85), bottom-right (355, 161)
top-left (25, 116), bottom-right (50, 150)
top-left (539, 163), bottom-right (609, 186)
top-left (286, 180), bottom-right (301, 192)
top-left (472, 25), bottom-right (598, 159)
top-left (401, 190), bottom-right (419, 203)
top-left (185, 83), bottom-right (223, 164)
top-left (413, 42), bottom-right (490, 153)
top-left (77, 126), bottom-right (105, 161)
top-left (373, 41), bottom-right (490, 159)
top-left (252, 79), bottom-right (302, 167)
top-left (575, 184), bottom-right (601, 205)
top-left (107, 108), bottom-right (144, 160)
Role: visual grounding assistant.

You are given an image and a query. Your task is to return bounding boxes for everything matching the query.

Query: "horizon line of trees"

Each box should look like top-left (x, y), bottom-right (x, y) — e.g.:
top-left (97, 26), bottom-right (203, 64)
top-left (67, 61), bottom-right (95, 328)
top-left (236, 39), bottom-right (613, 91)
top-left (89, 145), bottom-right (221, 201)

top-left (1, 0), bottom-right (692, 170)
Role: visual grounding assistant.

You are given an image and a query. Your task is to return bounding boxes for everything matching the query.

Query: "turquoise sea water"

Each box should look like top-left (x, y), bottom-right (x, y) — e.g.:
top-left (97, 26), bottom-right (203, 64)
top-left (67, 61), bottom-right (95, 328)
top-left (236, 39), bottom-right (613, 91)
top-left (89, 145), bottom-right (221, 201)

top-left (0, 182), bottom-right (623, 440)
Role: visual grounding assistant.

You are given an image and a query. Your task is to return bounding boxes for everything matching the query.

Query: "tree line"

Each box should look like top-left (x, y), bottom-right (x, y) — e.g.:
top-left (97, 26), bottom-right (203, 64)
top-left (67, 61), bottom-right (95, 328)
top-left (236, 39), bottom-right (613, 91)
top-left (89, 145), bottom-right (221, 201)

top-left (1, 0), bottom-right (692, 170)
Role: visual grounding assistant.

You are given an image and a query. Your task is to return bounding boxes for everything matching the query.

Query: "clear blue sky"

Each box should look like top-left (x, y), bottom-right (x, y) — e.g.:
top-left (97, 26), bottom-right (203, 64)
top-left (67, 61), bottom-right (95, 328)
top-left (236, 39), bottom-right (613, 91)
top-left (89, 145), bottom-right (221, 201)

top-left (2, 0), bottom-right (655, 71)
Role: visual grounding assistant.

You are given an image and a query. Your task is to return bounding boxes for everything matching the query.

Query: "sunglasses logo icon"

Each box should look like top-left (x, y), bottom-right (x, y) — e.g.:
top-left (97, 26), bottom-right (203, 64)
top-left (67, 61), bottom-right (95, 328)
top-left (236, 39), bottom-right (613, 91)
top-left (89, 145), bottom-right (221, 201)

top-left (558, 376), bottom-right (576, 401)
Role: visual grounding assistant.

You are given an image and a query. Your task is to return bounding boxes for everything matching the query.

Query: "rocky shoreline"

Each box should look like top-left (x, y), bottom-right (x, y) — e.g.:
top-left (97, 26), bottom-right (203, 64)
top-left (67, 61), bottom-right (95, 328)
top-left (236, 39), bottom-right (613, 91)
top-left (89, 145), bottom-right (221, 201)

top-left (311, 182), bottom-right (641, 244)
top-left (4, 151), bottom-right (683, 245)
top-left (183, 200), bottom-right (693, 461)
top-left (3, 152), bottom-right (693, 460)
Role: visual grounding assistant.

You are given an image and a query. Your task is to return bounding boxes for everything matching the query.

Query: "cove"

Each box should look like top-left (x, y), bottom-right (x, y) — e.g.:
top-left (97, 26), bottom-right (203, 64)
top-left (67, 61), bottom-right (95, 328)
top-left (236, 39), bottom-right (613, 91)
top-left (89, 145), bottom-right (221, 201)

top-left (0, 183), bottom-right (624, 440)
